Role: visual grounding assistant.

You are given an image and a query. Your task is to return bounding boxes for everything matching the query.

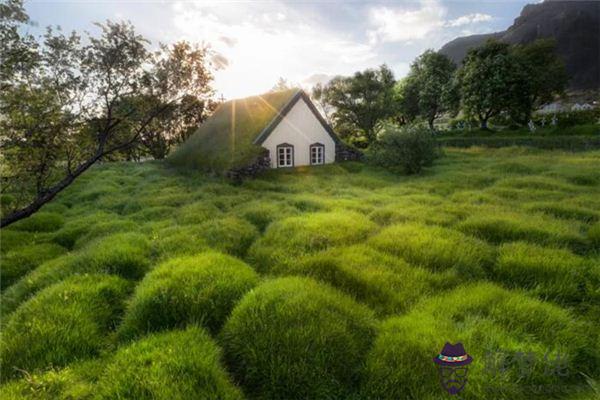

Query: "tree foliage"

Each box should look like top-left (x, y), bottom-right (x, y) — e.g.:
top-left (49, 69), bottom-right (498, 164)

top-left (312, 65), bottom-right (395, 146)
top-left (0, 2), bottom-right (215, 226)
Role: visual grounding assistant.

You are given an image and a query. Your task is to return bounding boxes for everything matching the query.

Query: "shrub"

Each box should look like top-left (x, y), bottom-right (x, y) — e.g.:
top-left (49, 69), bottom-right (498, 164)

top-left (10, 212), bottom-right (64, 232)
top-left (119, 252), bottom-right (258, 339)
top-left (368, 223), bottom-right (493, 278)
top-left (495, 242), bottom-right (592, 303)
top-left (368, 124), bottom-right (439, 174)
top-left (1, 243), bottom-right (66, 290)
top-left (97, 327), bottom-right (243, 400)
top-left (221, 277), bottom-right (377, 399)
top-left (248, 211), bottom-right (377, 273)
top-left (362, 283), bottom-right (598, 399)
top-left (290, 245), bottom-right (460, 315)
top-left (0, 274), bottom-right (131, 378)
top-left (197, 217), bottom-right (259, 257)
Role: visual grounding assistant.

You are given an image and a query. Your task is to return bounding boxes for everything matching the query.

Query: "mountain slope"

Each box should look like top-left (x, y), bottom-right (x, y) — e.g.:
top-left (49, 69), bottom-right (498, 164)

top-left (439, 0), bottom-right (600, 90)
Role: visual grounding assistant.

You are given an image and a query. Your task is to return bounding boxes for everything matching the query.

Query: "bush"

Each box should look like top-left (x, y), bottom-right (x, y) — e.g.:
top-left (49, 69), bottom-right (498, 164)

top-left (221, 276), bottom-right (378, 399)
top-left (248, 211), bottom-right (377, 273)
top-left (10, 212), bottom-right (65, 232)
top-left (1, 243), bottom-right (66, 290)
top-left (495, 242), bottom-right (593, 303)
top-left (119, 252), bottom-right (259, 339)
top-left (290, 245), bottom-right (459, 316)
top-left (98, 326), bottom-right (242, 399)
top-left (368, 223), bottom-right (493, 278)
top-left (362, 283), bottom-right (598, 399)
top-left (368, 124), bottom-right (439, 174)
top-left (0, 274), bottom-right (131, 378)
top-left (197, 217), bottom-right (259, 257)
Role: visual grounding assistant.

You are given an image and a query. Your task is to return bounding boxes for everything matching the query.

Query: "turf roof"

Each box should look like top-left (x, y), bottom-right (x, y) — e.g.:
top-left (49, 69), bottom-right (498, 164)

top-left (168, 88), bottom-right (300, 172)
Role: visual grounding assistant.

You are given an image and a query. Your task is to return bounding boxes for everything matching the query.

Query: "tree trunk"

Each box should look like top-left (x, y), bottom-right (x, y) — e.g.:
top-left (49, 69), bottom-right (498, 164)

top-left (0, 154), bottom-right (102, 228)
top-left (480, 118), bottom-right (489, 130)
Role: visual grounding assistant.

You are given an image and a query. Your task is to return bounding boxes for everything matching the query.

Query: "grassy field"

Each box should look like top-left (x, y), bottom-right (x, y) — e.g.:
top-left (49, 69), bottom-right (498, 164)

top-left (1, 147), bottom-right (599, 399)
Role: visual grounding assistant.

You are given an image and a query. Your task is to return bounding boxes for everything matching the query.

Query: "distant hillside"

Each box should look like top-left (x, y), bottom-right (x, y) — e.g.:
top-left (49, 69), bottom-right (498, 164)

top-left (439, 0), bottom-right (600, 90)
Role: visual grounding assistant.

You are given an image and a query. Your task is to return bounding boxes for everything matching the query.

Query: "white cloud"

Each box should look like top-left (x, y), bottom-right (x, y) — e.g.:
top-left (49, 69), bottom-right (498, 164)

top-left (367, 0), bottom-right (446, 44)
top-left (171, 1), bottom-right (377, 98)
top-left (445, 13), bottom-right (492, 27)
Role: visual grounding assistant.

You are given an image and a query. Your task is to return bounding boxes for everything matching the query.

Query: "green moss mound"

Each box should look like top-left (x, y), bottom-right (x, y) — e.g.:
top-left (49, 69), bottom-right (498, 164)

top-left (495, 242), bottom-right (594, 303)
top-left (10, 212), bottom-right (64, 232)
top-left (457, 210), bottom-right (587, 250)
top-left (97, 327), bottom-right (243, 400)
top-left (221, 276), bottom-right (378, 399)
top-left (0, 274), bottom-right (131, 378)
top-left (119, 252), bottom-right (258, 339)
top-left (1, 243), bottom-right (66, 290)
top-left (290, 245), bottom-right (459, 315)
top-left (197, 217), bottom-right (259, 257)
top-left (362, 283), bottom-right (598, 399)
top-left (168, 88), bottom-right (298, 172)
top-left (368, 223), bottom-right (493, 278)
top-left (249, 211), bottom-right (377, 273)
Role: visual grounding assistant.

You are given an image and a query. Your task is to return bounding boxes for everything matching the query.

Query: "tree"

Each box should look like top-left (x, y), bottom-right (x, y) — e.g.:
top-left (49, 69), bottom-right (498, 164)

top-left (271, 77), bottom-right (292, 92)
top-left (311, 65), bottom-right (396, 146)
top-left (457, 40), bottom-right (521, 130)
top-left (406, 50), bottom-right (457, 130)
top-left (0, 5), bottom-right (215, 227)
top-left (509, 39), bottom-right (567, 124)
top-left (392, 76), bottom-right (419, 125)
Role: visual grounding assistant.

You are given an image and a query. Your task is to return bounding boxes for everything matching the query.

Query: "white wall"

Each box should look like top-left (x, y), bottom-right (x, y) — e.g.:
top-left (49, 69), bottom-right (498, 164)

top-left (261, 98), bottom-right (336, 168)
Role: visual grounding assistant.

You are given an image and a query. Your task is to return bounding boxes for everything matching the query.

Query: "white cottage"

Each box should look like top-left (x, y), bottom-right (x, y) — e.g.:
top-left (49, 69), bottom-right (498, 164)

top-left (169, 88), bottom-right (349, 174)
top-left (253, 89), bottom-right (338, 168)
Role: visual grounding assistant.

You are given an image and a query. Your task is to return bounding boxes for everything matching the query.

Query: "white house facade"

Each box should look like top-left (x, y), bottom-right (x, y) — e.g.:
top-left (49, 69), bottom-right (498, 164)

top-left (253, 91), bottom-right (338, 169)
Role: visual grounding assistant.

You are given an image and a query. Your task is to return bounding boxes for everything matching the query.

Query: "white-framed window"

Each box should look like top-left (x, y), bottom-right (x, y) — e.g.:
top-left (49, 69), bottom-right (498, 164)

top-left (277, 144), bottom-right (293, 167)
top-left (310, 143), bottom-right (324, 165)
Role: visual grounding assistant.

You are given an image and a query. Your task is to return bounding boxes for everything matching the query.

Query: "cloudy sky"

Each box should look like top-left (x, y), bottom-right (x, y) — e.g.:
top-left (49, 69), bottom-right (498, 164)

top-left (25, 0), bottom-right (533, 98)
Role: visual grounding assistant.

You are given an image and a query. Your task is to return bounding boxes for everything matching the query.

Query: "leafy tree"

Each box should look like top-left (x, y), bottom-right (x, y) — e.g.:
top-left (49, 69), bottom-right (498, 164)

top-left (311, 65), bottom-right (395, 146)
top-left (406, 50), bottom-right (457, 130)
top-left (0, 5), bottom-right (215, 227)
top-left (509, 39), bottom-right (567, 124)
top-left (457, 40), bottom-right (521, 130)
top-left (392, 77), bottom-right (419, 125)
top-left (368, 123), bottom-right (439, 174)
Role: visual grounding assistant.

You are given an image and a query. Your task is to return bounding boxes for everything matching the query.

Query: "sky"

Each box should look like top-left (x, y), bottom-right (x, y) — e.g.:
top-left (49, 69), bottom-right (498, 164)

top-left (24, 0), bottom-right (534, 99)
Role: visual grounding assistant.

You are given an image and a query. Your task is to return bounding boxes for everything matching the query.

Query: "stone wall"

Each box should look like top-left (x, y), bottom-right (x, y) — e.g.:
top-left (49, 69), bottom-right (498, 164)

top-left (225, 150), bottom-right (271, 183)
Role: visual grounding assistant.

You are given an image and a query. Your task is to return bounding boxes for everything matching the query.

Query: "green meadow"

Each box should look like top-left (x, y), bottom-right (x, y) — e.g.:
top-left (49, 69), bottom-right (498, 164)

top-left (1, 147), bottom-right (599, 399)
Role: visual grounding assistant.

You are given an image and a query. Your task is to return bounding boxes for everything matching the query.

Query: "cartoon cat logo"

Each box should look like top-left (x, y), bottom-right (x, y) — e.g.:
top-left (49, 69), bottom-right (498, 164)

top-left (433, 342), bottom-right (473, 395)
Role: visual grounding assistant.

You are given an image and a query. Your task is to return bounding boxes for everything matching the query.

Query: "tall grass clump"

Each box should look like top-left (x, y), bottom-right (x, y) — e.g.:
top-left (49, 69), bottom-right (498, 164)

top-left (97, 327), bottom-right (243, 400)
top-left (495, 242), bottom-right (593, 303)
top-left (457, 210), bottom-right (587, 250)
top-left (362, 283), bottom-right (598, 399)
top-left (150, 225), bottom-right (209, 259)
top-left (1, 243), bottom-right (66, 290)
top-left (291, 245), bottom-right (459, 316)
top-left (589, 223), bottom-right (600, 251)
top-left (9, 212), bottom-right (64, 232)
top-left (0, 274), bottom-right (131, 378)
top-left (197, 217), bottom-right (259, 257)
top-left (368, 223), bottom-right (493, 278)
top-left (249, 211), bottom-right (377, 273)
top-left (221, 277), bottom-right (377, 399)
top-left (175, 201), bottom-right (222, 225)
top-left (234, 200), bottom-right (298, 231)
top-left (526, 202), bottom-right (599, 223)
top-left (72, 219), bottom-right (138, 249)
top-left (118, 252), bottom-right (258, 339)
top-left (0, 230), bottom-right (35, 254)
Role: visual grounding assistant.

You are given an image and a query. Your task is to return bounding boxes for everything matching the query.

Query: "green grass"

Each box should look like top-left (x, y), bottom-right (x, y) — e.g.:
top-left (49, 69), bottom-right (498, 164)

top-left (119, 252), bottom-right (258, 339)
top-left (221, 276), bottom-right (378, 399)
top-left (0, 274), bottom-right (131, 379)
top-left (98, 326), bottom-right (243, 399)
top-left (1, 147), bottom-right (599, 398)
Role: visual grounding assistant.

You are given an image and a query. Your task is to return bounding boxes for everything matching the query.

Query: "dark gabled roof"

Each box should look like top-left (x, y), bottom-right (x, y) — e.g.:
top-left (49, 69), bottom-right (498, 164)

top-left (168, 88), bottom-right (337, 172)
top-left (253, 90), bottom-right (339, 145)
